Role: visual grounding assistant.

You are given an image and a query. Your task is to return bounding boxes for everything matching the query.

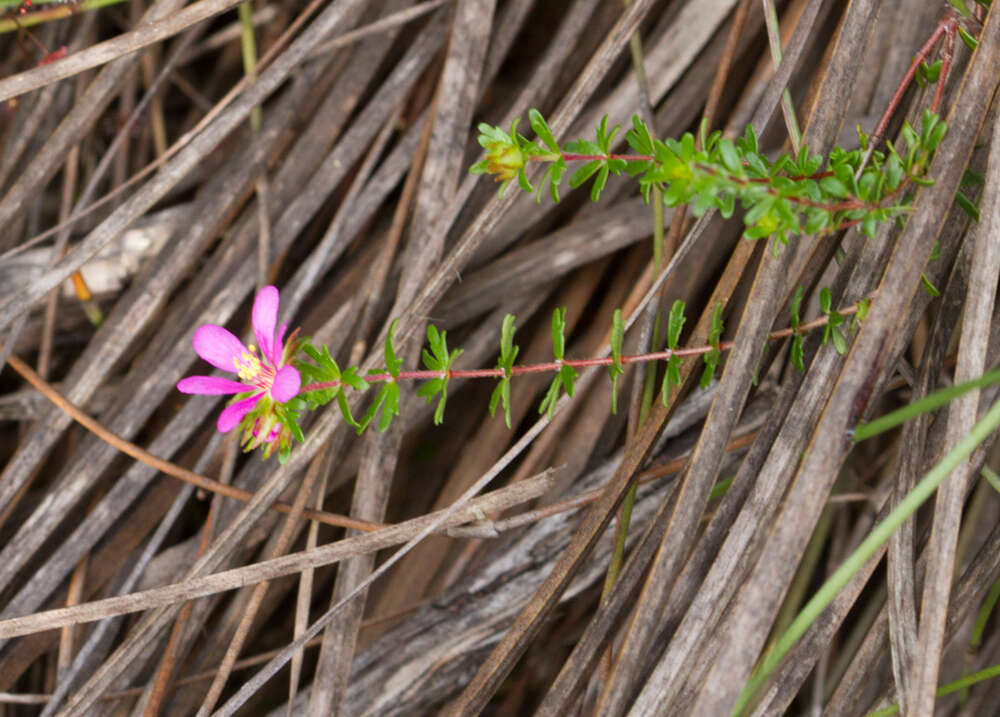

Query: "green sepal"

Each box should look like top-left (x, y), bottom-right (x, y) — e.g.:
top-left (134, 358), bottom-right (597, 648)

top-left (274, 400), bottom-right (305, 444)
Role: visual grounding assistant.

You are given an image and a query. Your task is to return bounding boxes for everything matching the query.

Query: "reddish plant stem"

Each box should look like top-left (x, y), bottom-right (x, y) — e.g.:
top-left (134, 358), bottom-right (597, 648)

top-left (301, 301), bottom-right (865, 394)
top-left (870, 12), bottom-right (957, 148)
top-left (931, 16), bottom-right (957, 117)
top-left (554, 152), bottom-right (651, 162)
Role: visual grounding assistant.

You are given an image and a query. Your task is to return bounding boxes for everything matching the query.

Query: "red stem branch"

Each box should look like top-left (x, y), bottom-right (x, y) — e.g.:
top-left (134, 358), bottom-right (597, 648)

top-left (301, 301), bottom-right (866, 394)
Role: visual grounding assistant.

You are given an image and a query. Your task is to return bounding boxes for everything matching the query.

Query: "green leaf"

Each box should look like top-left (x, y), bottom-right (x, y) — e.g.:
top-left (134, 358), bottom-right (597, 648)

top-left (668, 300), bottom-right (686, 349)
top-left (336, 391), bottom-right (362, 430)
top-left (543, 158), bottom-right (566, 203)
top-left (831, 325), bottom-right (848, 354)
top-left (790, 286), bottom-right (804, 332)
top-left (489, 378), bottom-right (513, 428)
top-left (719, 138), bottom-right (742, 174)
top-left (662, 355), bottom-right (683, 406)
top-left (380, 383), bottom-right (400, 431)
top-left (716, 191), bottom-right (737, 219)
top-left (592, 165), bottom-right (610, 201)
top-left (862, 213), bottom-right (878, 238)
top-left (804, 208), bottom-right (829, 235)
top-left (856, 297), bottom-right (871, 323)
top-left (851, 297), bottom-right (871, 332)
top-left (569, 160), bottom-right (603, 189)
top-left (885, 153), bottom-right (903, 191)
top-left (529, 109), bottom-right (560, 154)
top-left (609, 309), bottom-right (625, 415)
top-left (340, 365), bottom-right (367, 391)
top-left (928, 119), bottom-right (948, 152)
top-left (499, 314), bottom-right (519, 372)
top-left (418, 377), bottom-right (449, 425)
top-left (551, 307), bottom-right (567, 360)
top-left (517, 167), bottom-right (534, 194)
top-left (700, 349), bottom-right (719, 390)
top-left (955, 192), bottom-right (980, 221)
top-left (918, 59), bottom-right (942, 84)
top-left (626, 114), bottom-right (655, 155)
top-left (819, 287), bottom-right (833, 314)
top-left (383, 319), bottom-right (403, 378)
top-left (921, 273), bottom-right (941, 297)
top-left (708, 301), bottom-right (724, 348)
top-left (359, 381), bottom-right (401, 434)
top-left (790, 334), bottom-right (805, 371)
top-left (961, 169), bottom-right (985, 187)
top-left (491, 314), bottom-right (518, 428)
top-left (741, 123), bottom-right (759, 154)
top-left (559, 364), bottom-right (579, 398)
top-left (820, 176), bottom-right (849, 198)
top-left (539, 375), bottom-right (563, 420)
top-left (423, 324), bottom-right (444, 369)
top-left (948, 0), bottom-right (974, 19)
top-left (596, 114), bottom-right (621, 154)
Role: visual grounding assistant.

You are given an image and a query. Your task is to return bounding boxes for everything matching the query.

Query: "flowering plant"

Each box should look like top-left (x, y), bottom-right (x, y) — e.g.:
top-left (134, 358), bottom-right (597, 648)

top-left (176, 101), bottom-right (958, 463)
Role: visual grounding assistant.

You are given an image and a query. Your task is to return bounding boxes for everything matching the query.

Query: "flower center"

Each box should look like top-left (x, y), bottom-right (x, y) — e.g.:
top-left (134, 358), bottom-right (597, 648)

top-left (234, 345), bottom-right (276, 392)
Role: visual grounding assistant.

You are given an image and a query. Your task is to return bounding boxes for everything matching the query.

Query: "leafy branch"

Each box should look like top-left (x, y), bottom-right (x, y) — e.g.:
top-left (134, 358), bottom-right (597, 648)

top-left (473, 108), bottom-right (952, 250)
top-left (289, 293), bottom-right (871, 448)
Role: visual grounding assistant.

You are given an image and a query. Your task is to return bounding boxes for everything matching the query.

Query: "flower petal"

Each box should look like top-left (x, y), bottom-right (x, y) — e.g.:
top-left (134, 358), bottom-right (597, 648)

top-left (217, 393), bottom-right (262, 432)
top-left (192, 325), bottom-right (247, 373)
top-left (270, 365), bottom-right (301, 402)
top-left (252, 286), bottom-right (280, 361)
top-left (177, 376), bottom-right (252, 395)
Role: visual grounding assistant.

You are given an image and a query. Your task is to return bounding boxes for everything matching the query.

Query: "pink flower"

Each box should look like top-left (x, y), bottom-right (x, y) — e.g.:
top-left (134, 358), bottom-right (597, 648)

top-left (177, 286), bottom-right (301, 435)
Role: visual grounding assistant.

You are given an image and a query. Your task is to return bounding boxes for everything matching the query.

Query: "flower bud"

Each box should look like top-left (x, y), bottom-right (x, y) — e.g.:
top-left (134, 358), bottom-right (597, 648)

top-left (484, 141), bottom-right (524, 182)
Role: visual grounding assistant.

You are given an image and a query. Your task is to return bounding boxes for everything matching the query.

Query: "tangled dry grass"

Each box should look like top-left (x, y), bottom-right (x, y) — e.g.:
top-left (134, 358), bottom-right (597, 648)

top-left (0, 1), bottom-right (999, 714)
